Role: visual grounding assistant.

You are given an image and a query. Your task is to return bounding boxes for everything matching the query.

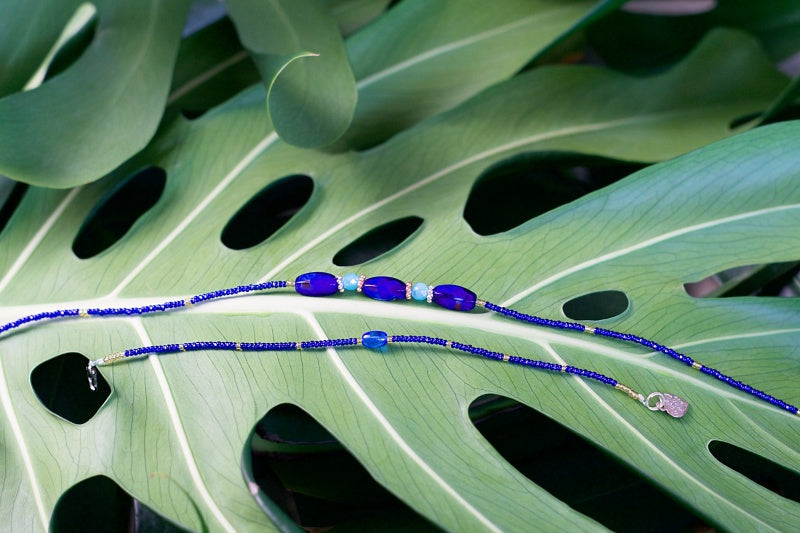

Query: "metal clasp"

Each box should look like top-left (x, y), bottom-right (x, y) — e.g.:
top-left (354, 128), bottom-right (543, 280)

top-left (86, 361), bottom-right (98, 392)
top-left (643, 392), bottom-right (688, 418)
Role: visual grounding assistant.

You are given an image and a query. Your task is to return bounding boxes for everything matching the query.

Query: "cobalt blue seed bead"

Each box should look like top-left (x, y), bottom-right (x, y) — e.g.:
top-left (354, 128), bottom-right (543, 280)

top-left (362, 276), bottom-right (407, 301)
top-left (295, 272), bottom-right (339, 297)
top-left (431, 284), bottom-right (477, 312)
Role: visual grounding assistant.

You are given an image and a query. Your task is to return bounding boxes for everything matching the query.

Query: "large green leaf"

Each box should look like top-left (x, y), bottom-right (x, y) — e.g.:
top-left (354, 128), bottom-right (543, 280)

top-left (0, 0), bottom-right (191, 188)
top-left (0, 28), bottom-right (798, 532)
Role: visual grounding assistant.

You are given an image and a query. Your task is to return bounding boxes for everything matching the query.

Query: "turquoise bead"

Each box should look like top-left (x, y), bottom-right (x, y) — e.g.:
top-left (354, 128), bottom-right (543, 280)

top-left (362, 330), bottom-right (388, 349)
top-left (411, 282), bottom-right (429, 301)
top-left (342, 273), bottom-right (359, 290)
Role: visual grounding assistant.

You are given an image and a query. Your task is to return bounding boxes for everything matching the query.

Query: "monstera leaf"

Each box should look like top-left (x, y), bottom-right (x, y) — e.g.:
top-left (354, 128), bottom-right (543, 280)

top-left (0, 23), bottom-right (799, 533)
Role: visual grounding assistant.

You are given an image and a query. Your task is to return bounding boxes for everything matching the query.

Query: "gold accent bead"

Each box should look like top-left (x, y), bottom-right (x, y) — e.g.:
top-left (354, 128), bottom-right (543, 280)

top-left (615, 383), bottom-right (642, 401)
top-left (584, 326), bottom-right (595, 334)
top-left (692, 362), bottom-right (702, 370)
top-left (235, 343), bottom-right (242, 351)
top-left (178, 344), bottom-right (186, 352)
top-left (560, 365), bottom-right (566, 372)
top-left (103, 351), bottom-right (125, 364)
top-left (476, 299), bottom-right (486, 307)
top-left (79, 309), bottom-right (89, 318)
top-left (445, 341), bottom-right (452, 348)
top-left (286, 281), bottom-right (295, 287)
top-left (502, 354), bottom-right (510, 362)
top-left (184, 298), bottom-right (193, 307)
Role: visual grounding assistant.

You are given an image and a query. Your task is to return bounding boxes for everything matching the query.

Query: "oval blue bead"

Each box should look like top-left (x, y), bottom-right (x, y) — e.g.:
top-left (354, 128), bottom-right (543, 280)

top-left (362, 276), bottom-right (406, 301)
top-left (432, 284), bottom-right (477, 311)
top-left (294, 272), bottom-right (338, 296)
top-left (362, 330), bottom-right (388, 349)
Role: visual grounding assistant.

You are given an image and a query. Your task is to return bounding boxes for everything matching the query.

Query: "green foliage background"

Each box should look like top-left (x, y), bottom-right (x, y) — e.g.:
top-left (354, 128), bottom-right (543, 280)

top-left (1, 0), bottom-right (799, 531)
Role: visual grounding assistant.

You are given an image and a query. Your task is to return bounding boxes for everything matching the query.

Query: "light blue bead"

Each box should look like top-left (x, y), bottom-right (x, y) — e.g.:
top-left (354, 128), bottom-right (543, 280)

top-left (411, 282), bottom-right (429, 301)
top-left (362, 330), bottom-right (388, 349)
top-left (342, 273), bottom-right (359, 291)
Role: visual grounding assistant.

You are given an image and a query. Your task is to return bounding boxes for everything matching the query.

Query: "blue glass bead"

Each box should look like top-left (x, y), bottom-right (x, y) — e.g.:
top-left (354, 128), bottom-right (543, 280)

top-left (362, 330), bottom-right (388, 349)
top-left (362, 276), bottom-right (406, 301)
top-left (295, 272), bottom-right (338, 297)
top-left (411, 282), bottom-right (429, 301)
top-left (432, 284), bottom-right (477, 311)
top-left (342, 273), bottom-right (360, 291)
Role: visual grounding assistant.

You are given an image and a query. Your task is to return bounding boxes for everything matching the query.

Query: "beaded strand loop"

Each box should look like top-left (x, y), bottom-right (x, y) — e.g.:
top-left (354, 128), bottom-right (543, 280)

top-left (3, 270), bottom-right (797, 419)
top-left (87, 330), bottom-right (686, 418)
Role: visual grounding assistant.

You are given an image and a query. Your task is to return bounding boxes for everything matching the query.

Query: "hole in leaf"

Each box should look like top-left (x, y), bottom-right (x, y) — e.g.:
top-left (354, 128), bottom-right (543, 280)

top-left (729, 110), bottom-right (762, 131)
top-left (51, 475), bottom-right (187, 533)
top-left (333, 216), bottom-right (423, 266)
top-left (685, 262), bottom-right (800, 298)
top-left (469, 395), bottom-right (709, 531)
top-left (709, 440), bottom-right (800, 504)
top-left (0, 178), bottom-right (28, 237)
top-left (72, 166), bottom-right (167, 259)
top-left (562, 290), bottom-right (629, 321)
top-left (43, 8), bottom-right (98, 82)
top-left (31, 352), bottom-right (110, 424)
top-left (221, 175), bottom-right (314, 250)
top-left (464, 153), bottom-right (644, 236)
top-left (244, 403), bottom-right (441, 530)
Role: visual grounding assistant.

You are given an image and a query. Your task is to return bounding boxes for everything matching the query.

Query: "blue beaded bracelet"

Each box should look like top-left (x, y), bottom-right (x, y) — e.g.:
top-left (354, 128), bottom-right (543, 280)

top-left (86, 330), bottom-right (688, 418)
top-left (2, 271), bottom-right (796, 418)
top-left (291, 272), bottom-right (800, 418)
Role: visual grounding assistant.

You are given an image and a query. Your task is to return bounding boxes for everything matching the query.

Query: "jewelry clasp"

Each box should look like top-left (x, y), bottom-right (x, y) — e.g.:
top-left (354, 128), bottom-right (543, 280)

top-left (86, 361), bottom-right (98, 391)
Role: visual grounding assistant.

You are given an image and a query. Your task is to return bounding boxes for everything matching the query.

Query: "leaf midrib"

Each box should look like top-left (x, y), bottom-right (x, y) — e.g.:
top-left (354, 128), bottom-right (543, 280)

top-left (502, 203), bottom-right (800, 306)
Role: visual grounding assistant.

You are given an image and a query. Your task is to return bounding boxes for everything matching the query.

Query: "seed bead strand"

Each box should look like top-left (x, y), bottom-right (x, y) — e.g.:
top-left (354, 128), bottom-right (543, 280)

top-left (87, 330), bottom-right (684, 417)
top-left (480, 301), bottom-right (799, 416)
top-left (295, 272), bottom-right (799, 417)
top-left (4, 270), bottom-right (796, 418)
top-left (0, 281), bottom-right (288, 335)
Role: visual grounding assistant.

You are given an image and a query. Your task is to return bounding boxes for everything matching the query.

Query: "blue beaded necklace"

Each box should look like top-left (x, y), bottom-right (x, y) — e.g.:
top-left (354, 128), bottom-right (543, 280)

top-left (85, 329), bottom-right (688, 418)
top-left (3, 271), bottom-right (797, 419)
